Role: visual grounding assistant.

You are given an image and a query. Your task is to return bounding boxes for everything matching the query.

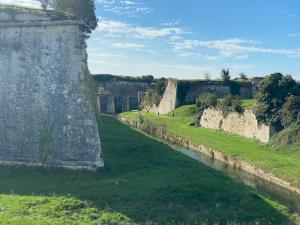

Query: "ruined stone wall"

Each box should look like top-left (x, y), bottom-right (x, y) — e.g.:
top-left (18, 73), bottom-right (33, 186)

top-left (97, 80), bottom-right (151, 96)
top-left (200, 108), bottom-right (272, 143)
top-left (149, 79), bottom-right (178, 114)
top-left (0, 6), bottom-right (103, 169)
top-left (177, 81), bottom-right (253, 105)
top-left (94, 78), bottom-right (152, 113)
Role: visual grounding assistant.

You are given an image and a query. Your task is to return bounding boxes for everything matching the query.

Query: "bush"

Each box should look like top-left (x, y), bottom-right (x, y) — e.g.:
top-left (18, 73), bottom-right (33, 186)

top-left (190, 92), bottom-right (217, 126)
top-left (281, 95), bottom-right (300, 128)
top-left (269, 121), bottom-right (300, 147)
top-left (140, 89), bottom-right (161, 108)
top-left (220, 95), bottom-right (242, 113)
top-left (254, 73), bottom-right (299, 129)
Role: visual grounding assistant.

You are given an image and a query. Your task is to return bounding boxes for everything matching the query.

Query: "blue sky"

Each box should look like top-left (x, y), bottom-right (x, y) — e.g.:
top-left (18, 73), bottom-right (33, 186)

top-left (88, 0), bottom-right (300, 79)
top-left (2, 0), bottom-right (300, 79)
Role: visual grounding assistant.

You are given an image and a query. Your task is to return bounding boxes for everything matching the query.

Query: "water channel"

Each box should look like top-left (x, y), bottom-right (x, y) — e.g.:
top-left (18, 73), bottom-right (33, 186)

top-left (177, 147), bottom-right (300, 214)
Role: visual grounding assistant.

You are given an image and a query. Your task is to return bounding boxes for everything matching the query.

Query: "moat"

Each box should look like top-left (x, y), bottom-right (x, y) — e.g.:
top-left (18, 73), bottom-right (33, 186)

top-left (178, 147), bottom-right (300, 214)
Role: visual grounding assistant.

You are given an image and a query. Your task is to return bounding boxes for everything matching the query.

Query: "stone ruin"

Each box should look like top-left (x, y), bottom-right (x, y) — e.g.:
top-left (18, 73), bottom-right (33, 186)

top-left (0, 5), bottom-right (103, 170)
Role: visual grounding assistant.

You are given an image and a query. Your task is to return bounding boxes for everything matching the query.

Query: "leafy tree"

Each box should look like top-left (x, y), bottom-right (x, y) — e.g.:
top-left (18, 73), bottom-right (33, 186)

top-left (281, 95), bottom-right (300, 128)
top-left (254, 73), bottom-right (298, 128)
top-left (52, 0), bottom-right (98, 38)
top-left (220, 68), bottom-right (230, 81)
top-left (239, 73), bottom-right (247, 80)
top-left (39, 0), bottom-right (50, 9)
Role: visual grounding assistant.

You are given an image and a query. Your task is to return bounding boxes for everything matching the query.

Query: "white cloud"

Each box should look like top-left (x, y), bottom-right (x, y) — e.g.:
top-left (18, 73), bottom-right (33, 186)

top-left (0, 0), bottom-right (42, 8)
top-left (97, 18), bottom-right (187, 39)
top-left (174, 38), bottom-right (300, 59)
top-left (111, 42), bottom-right (145, 49)
top-left (97, 0), bottom-right (152, 16)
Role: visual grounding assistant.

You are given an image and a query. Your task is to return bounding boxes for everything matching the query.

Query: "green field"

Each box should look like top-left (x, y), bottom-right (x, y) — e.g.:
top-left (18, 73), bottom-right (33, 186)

top-left (122, 105), bottom-right (300, 188)
top-left (0, 115), bottom-right (295, 224)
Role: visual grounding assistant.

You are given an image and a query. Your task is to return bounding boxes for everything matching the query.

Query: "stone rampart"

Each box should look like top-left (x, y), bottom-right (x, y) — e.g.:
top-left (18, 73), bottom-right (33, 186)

top-left (0, 6), bottom-right (103, 169)
top-left (200, 108), bottom-right (273, 143)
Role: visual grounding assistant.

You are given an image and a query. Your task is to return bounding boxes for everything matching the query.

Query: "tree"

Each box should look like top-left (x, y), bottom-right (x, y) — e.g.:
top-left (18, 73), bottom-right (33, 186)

top-left (281, 95), bottom-right (300, 128)
top-left (254, 73), bottom-right (298, 129)
top-left (239, 73), bottom-right (247, 80)
top-left (52, 0), bottom-right (98, 38)
top-left (40, 0), bottom-right (50, 9)
top-left (220, 68), bottom-right (230, 81)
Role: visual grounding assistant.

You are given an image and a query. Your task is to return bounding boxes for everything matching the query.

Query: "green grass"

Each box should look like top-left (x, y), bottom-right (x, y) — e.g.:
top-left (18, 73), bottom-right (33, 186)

top-left (122, 105), bottom-right (300, 188)
top-left (0, 115), bottom-right (295, 224)
top-left (240, 99), bottom-right (255, 109)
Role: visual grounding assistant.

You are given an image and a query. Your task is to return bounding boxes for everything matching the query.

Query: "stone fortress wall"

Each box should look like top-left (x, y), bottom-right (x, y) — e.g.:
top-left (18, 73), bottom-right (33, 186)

top-left (93, 75), bottom-right (152, 114)
top-left (148, 79), bottom-right (178, 115)
top-left (0, 6), bottom-right (103, 169)
top-left (200, 108), bottom-right (273, 143)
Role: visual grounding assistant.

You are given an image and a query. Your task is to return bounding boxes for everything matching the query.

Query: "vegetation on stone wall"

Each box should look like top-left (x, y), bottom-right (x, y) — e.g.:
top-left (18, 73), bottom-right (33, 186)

top-left (270, 121), bottom-right (300, 147)
top-left (52, 0), bottom-right (97, 39)
top-left (191, 93), bottom-right (243, 126)
top-left (39, 120), bottom-right (54, 164)
top-left (93, 74), bottom-right (155, 83)
top-left (254, 73), bottom-right (300, 131)
top-left (140, 78), bottom-right (167, 108)
top-left (190, 92), bottom-right (217, 126)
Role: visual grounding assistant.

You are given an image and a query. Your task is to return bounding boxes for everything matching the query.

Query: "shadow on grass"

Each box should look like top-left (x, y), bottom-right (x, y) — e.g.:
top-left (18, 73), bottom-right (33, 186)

top-left (0, 115), bottom-right (295, 224)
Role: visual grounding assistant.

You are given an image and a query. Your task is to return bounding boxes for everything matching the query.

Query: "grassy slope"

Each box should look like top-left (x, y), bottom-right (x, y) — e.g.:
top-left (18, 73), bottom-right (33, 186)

top-left (240, 99), bottom-right (255, 109)
top-left (0, 115), bottom-right (294, 224)
top-left (122, 105), bottom-right (300, 187)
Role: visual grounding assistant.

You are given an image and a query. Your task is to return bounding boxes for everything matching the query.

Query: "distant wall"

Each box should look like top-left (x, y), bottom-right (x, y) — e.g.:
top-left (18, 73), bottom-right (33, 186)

top-left (200, 108), bottom-right (273, 143)
top-left (94, 76), bottom-right (152, 114)
top-left (177, 80), bottom-right (253, 106)
top-left (99, 80), bottom-right (151, 96)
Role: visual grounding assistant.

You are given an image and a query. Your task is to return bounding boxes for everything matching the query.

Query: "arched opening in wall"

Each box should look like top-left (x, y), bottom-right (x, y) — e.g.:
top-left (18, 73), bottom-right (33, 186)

top-left (128, 96), bottom-right (139, 111)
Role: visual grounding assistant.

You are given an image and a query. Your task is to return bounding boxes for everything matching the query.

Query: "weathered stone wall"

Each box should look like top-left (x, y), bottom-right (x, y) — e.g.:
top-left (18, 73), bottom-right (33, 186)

top-left (200, 108), bottom-right (272, 143)
top-left (0, 6), bottom-right (103, 169)
top-left (177, 81), bottom-right (253, 105)
top-left (180, 83), bottom-right (231, 105)
top-left (97, 94), bottom-right (115, 114)
top-left (99, 80), bottom-right (151, 96)
top-left (149, 79), bottom-right (178, 114)
top-left (94, 78), bottom-right (152, 113)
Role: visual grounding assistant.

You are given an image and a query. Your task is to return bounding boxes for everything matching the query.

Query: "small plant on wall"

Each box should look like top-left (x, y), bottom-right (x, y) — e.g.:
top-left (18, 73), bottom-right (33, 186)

top-left (39, 120), bottom-right (54, 164)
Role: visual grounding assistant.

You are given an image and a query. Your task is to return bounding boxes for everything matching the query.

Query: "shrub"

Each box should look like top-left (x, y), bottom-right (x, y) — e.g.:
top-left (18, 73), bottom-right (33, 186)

top-left (140, 89), bottom-right (161, 108)
top-left (269, 121), bottom-right (300, 147)
top-left (190, 92), bottom-right (217, 126)
top-left (281, 95), bottom-right (300, 128)
top-left (220, 95), bottom-right (242, 113)
top-left (254, 73), bottom-right (299, 129)
top-left (239, 73), bottom-right (248, 80)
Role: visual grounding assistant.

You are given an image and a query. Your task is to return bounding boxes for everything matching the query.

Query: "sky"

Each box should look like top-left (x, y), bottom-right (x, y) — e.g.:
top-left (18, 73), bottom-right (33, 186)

top-left (2, 0), bottom-right (300, 79)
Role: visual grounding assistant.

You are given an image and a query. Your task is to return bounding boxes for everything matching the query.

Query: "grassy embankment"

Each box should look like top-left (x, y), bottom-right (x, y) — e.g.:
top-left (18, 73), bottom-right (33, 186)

top-left (121, 104), bottom-right (300, 188)
top-left (0, 115), bottom-right (296, 224)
